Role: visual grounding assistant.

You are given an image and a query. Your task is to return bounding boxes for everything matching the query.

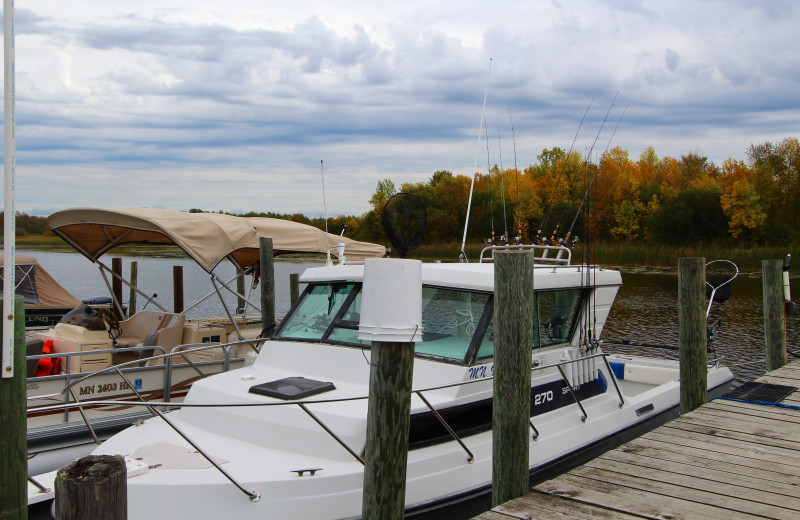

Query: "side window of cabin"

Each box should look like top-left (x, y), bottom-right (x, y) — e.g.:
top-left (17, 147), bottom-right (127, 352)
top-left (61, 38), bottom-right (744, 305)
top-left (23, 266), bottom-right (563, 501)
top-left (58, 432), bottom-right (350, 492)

top-left (536, 289), bottom-right (583, 348)
top-left (327, 290), bottom-right (363, 344)
top-left (474, 288), bottom-right (584, 361)
top-left (416, 288), bottom-right (490, 362)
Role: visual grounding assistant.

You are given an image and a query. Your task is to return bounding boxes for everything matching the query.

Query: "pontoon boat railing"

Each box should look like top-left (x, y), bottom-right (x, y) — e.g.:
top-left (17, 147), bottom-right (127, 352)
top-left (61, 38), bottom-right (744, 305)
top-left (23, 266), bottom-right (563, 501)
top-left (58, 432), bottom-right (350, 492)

top-left (26, 339), bottom-right (264, 427)
top-left (29, 351), bottom-right (625, 503)
top-left (479, 244), bottom-right (572, 265)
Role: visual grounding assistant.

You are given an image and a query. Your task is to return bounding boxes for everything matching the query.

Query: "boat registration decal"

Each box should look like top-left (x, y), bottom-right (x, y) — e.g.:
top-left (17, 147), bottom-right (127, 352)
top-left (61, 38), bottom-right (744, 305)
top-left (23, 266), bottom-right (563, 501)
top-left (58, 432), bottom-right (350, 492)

top-left (467, 364), bottom-right (493, 380)
top-left (78, 381), bottom-right (132, 396)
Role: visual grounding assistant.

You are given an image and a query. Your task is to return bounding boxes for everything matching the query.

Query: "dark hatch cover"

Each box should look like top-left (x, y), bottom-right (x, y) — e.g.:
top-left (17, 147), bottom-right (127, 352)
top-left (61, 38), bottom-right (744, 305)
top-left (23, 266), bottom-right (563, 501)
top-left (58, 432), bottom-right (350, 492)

top-left (249, 376), bottom-right (336, 400)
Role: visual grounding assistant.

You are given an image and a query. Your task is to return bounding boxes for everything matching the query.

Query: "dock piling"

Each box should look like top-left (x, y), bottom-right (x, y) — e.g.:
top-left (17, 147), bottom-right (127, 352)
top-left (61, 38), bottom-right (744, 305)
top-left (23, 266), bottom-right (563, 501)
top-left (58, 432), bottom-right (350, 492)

top-left (173, 265), bottom-right (184, 313)
top-left (128, 261), bottom-right (138, 316)
top-left (236, 267), bottom-right (246, 312)
top-left (762, 258), bottom-right (787, 371)
top-left (290, 273), bottom-right (300, 306)
top-left (492, 250), bottom-right (535, 507)
top-left (112, 257), bottom-right (123, 320)
top-left (259, 238), bottom-right (276, 336)
top-left (360, 258), bottom-right (421, 520)
top-left (55, 455), bottom-right (127, 520)
top-left (678, 257), bottom-right (707, 414)
top-left (0, 295), bottom-right (26, 520)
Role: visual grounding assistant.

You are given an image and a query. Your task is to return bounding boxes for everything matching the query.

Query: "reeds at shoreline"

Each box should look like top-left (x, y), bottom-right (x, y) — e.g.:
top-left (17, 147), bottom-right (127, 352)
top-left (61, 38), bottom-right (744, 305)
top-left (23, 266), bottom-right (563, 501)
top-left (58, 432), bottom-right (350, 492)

top-left (10, 235), bottom-right (798, 273)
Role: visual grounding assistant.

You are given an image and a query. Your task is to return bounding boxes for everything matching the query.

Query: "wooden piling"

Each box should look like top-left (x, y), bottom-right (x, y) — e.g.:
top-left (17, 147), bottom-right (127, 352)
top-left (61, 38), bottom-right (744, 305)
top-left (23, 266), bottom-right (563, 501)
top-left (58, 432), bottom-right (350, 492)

top-left (236, 267), bottom-right (246, 312)
top-left (762, 259), bottom-right (787, 371)
top-left (112, 257), bottom-right (123, 320)
top-left (492, 250), bottom-right (535, 507)
top-left (55, 455), bottom-right (127, 520)
top-left (259, 238), bottom-right (276, 335)
top-left (290, 273), bottom-right (300, 306)
top-left (173, 265), bottom-right (184, 313)
top-left (361, 340), bottom-right (415, 520)
top-left (128, 261), bottom-right (138, 317)
top-left (0, 296), bottom-right (26, 520)
top-left (678, 257), bottom-right (707, 415)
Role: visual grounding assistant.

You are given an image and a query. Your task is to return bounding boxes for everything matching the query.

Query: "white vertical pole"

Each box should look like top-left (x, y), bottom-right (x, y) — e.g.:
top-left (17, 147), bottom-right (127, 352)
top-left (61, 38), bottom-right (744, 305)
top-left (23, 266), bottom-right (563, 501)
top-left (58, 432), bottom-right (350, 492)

top-left (459, 58), bottom-right (492, 261)
top-left (3, 0), bottom-right (17, 378)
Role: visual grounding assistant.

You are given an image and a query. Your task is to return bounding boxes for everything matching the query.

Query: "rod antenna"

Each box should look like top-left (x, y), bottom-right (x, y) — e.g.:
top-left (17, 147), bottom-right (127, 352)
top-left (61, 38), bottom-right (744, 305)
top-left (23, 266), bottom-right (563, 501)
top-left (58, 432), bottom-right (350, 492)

top-left (321, 160), bottom-right (332, 266)
top-left (460, 58), bottom-right (492, 261)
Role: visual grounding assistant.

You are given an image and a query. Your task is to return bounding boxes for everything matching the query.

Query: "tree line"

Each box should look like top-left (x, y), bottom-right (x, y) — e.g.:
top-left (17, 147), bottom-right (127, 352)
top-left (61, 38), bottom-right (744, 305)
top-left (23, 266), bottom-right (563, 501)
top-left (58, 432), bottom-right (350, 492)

top-left (359, 137), bottom-right (800, 246)
top-left (4, 136), bottom-right (798, 248)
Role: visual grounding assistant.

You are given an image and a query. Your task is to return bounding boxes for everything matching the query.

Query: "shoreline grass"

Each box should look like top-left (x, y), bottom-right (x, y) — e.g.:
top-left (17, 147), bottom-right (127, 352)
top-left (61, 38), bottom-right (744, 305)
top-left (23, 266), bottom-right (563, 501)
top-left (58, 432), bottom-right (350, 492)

top-left (6, 235), bottom-right (797, 273)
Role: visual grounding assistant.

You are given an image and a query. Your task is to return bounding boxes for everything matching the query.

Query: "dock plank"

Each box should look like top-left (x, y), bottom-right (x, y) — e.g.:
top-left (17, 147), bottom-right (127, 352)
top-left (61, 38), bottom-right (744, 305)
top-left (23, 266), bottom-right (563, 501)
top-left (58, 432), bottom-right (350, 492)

top-left (569, 462), bottom-right (799, 519)
top-left (583, 453), bottom-right (800, 509)
top-left (622, 436), bottom-right (800, 479)
top-left (534, 473), bottom-right (755, 520)
top-left (473, 359), bottom-right (800, 520)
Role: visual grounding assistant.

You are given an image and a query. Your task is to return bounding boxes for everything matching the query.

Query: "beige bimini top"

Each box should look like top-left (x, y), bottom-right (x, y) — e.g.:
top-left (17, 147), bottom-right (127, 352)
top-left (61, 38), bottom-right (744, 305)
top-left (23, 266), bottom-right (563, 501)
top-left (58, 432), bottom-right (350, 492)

top-left (47, 207), bottom-right (386, 273)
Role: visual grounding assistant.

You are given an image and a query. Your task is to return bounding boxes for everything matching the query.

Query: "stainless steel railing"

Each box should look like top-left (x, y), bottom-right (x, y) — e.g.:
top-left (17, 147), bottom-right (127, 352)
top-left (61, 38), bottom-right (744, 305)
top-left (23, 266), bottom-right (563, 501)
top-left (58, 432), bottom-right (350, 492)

top-left (28, 351), bottom-right (628, 503)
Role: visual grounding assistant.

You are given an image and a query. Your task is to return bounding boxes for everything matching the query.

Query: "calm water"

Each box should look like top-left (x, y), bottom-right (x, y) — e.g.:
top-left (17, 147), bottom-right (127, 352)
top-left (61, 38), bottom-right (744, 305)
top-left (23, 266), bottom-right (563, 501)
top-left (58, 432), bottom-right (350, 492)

top-left (13, 248), bottom-right (321, 318)
top-left (13, 249), bottom-right (800, 385)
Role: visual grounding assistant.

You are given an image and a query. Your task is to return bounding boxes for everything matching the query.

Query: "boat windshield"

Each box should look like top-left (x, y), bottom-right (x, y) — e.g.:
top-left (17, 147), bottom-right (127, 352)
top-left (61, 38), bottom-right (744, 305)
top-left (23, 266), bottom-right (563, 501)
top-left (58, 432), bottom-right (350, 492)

top-left (276, 283), bottom-right (586, 365)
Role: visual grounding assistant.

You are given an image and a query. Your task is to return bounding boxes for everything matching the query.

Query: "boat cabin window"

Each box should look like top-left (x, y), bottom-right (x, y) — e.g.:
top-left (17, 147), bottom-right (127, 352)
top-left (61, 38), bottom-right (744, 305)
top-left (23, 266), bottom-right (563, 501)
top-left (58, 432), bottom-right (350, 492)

top-left (276, 282), bottom-right (585, 365)
top-left (279, 283), bottom-right (358, 341)
top-left (536, 289), bottom-right (584, 348)
top-left (415, 287), bottom-right (491, 362)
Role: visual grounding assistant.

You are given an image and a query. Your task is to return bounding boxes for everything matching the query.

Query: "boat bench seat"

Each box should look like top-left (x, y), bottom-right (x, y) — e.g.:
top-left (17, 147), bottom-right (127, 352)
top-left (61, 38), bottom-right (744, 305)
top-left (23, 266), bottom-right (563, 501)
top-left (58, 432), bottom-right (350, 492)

top-left (114, 311), bottom-right (186, 365)
top-left (174, 328), bottom-right (261, 363)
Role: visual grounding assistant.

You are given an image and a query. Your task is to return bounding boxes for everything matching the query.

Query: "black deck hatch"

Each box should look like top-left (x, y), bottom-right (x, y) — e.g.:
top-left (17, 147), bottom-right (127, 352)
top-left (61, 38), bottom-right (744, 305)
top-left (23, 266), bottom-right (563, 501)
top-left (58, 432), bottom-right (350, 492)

top-left (249, 377), bottom-right (336, 400)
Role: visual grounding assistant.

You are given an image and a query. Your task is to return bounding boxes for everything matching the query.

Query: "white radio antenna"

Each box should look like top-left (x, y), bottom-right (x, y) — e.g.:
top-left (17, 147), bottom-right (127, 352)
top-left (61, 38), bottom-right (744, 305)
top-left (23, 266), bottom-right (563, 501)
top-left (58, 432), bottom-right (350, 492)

top-left (321, 160), bottom-right (333, 266)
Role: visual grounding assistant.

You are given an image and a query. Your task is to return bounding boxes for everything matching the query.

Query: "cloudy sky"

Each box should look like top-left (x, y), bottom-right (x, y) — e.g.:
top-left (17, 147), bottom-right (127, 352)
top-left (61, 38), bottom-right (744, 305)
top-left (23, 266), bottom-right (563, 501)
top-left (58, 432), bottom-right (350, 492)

top-left (1, 0), bottom-right (798, 218)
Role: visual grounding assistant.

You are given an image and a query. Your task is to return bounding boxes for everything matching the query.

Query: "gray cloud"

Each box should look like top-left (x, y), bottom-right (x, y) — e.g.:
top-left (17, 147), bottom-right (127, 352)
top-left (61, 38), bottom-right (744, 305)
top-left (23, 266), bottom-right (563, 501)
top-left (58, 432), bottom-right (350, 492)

top-left (2, 1), bottom-right (799, 217)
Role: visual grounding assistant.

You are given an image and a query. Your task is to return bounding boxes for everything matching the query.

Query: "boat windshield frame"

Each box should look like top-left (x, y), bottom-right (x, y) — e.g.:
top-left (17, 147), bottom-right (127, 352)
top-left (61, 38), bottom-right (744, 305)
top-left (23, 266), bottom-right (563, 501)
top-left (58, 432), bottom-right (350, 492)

top-left (274, 281), bottom-right (591, 366)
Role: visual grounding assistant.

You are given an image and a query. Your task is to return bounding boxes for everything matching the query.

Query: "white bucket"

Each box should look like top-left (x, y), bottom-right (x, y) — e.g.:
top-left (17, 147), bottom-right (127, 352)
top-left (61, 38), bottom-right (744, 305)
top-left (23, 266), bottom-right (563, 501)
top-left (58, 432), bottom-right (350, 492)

top-left (358, 258), bottom-right (423, 343)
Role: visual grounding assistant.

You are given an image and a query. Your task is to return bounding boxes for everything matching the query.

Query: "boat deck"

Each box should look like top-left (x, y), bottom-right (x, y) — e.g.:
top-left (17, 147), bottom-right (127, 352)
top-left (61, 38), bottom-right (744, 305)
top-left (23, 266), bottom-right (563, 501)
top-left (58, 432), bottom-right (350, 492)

top-left (474, 358), bottom-right (800, 520)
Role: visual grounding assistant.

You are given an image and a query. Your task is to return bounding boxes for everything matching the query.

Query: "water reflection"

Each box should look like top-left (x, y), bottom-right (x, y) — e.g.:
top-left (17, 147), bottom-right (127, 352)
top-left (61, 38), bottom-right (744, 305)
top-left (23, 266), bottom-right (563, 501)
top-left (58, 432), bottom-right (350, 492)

top-left (12, 249), bottom-right (322, 318)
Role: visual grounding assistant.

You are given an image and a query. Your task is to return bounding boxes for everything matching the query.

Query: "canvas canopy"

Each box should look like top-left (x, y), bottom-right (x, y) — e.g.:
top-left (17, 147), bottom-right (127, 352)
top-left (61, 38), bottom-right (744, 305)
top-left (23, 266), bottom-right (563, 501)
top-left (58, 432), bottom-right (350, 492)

top-left (0, 254), bottom-right (81, 310)
top-left (48, 208), bottom-right (385, 273)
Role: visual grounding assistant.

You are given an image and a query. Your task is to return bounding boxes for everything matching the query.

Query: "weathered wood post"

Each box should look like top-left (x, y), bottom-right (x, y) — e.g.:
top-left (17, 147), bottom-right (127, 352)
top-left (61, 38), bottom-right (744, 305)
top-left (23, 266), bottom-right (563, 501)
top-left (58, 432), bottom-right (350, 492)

top-left (289, 273), bottom-right (300, 306)
top-left (359, 258), bottom-right (422, 520)
top-left (259, 237), bottom-right (276, 335)
top-left (236, 267), bottom-right (246, 313)
top-left (0, 295), bottom-right (26, 520)
top-left (112, 257), bottom-right (123, 320)
top-left (55, 455), bottom-right (127, 520)
top-left (679, 257), bottom-right (707, 415)
top-left (128, 261), bottom-right (138, 316)
top-left (762, 259), bottom-right (787, 371)
top-left (173, 265), bottom-right (184, 313)
top-left (492, 250), bottom-right (535, 507)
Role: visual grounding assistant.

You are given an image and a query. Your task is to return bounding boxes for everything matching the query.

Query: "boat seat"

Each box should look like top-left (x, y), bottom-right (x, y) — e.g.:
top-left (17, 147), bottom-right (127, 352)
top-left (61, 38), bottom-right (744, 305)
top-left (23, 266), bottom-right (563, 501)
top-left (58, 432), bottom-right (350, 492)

top-left (114, 311), bottom-right (185, 365)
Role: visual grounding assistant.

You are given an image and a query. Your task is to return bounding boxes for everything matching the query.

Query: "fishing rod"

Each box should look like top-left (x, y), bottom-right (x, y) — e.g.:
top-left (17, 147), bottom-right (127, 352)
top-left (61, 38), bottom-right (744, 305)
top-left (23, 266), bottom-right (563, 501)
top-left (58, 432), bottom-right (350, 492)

top-left (460, 58), bottom-right (492, 262)
top-left (567, 99), bottom-right (628, 239)
top-left (321, 159), bottom-right (333, 266)
top-left (484, 114), bottom-right (495, 244)
top-left (508, 109), bottom-right (521, 243)
top-left (537, 98), bottom-right (594, 243)
top-left (497, 116), bottom-right (508, 243)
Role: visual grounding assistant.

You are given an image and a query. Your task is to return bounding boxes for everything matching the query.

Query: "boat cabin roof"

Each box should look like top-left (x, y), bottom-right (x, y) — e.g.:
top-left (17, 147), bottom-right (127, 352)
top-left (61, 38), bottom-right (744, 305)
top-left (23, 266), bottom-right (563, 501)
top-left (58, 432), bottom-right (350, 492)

top-left (300, 262), bottom-right (622, 292)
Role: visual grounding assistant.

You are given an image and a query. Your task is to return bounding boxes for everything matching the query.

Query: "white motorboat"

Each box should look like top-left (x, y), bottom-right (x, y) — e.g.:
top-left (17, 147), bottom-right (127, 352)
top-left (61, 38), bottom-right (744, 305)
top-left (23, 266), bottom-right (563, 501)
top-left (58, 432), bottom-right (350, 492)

top-left (28, 243), bottom-right (733, 518)
top-left (25, 207), bottom-right (385, 471)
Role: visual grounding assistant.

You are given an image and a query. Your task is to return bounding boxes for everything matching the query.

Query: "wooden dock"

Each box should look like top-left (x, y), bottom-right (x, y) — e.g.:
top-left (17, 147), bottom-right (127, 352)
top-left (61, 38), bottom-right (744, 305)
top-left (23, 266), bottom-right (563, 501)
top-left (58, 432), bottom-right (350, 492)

top-left (474, 359), bottom-right (800, 520)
